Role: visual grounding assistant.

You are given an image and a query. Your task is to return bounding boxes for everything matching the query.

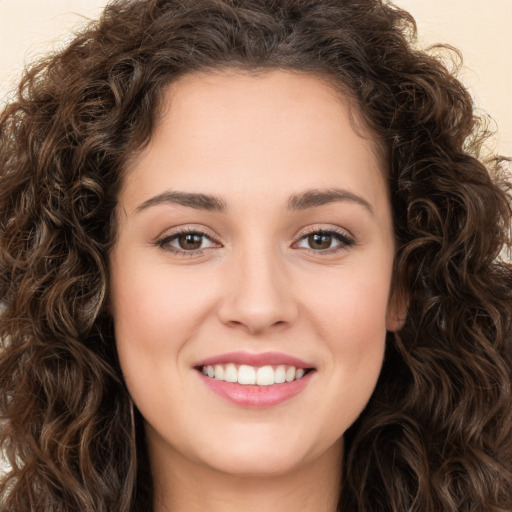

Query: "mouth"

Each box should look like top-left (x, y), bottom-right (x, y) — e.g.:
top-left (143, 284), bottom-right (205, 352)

top-left (196, 363), bottom-right (314, 386)
top-left (193, 352), bottom-right (316, 408)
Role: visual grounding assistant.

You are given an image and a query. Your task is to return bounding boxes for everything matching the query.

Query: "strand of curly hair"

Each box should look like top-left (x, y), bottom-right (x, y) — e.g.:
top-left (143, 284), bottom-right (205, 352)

top-left (1, 0), bottom-right (511, 510)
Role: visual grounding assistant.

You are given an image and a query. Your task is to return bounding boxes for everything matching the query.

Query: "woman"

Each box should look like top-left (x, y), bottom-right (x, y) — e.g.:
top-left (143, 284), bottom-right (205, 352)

top-left (1, 0), bottom-right (511, 510)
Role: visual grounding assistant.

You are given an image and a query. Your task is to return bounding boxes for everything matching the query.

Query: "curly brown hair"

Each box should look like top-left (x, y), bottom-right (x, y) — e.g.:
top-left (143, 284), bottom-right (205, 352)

top-left (1, 0), bottom-right (511, 510)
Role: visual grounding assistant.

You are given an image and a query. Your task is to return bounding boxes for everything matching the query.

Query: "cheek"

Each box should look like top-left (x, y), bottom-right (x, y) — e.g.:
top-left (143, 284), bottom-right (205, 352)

top-left (308, 263), bottom-right (391, 343)
top-left (109, 252), bottom-right (206, 395)
top-left (305, 266), bottom-right (390, 414)
top-left (110, 266), bottom-right (205, 432)
top-left (111, 257), bottom-right (211, 346)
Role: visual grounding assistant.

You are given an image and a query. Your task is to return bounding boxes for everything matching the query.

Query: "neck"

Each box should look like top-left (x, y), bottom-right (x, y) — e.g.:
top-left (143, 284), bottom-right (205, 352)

top-left (150, 438), bottom-right (343, 512)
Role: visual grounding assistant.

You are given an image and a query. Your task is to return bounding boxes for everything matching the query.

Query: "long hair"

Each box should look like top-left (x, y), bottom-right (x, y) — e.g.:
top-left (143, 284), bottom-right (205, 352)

top-left (1, 0), bottom-right (511, 510)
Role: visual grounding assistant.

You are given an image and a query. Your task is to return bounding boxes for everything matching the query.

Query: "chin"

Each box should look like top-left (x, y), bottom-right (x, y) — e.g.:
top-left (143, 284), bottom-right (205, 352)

top-left (191, 426), bottom-right (338, 478)
top-left (203, 448), bottom-right (308, 478)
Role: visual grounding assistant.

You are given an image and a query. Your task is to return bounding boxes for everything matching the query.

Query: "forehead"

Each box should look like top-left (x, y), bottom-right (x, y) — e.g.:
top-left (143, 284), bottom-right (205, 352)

top-left (122, 69), bottom-right (389, 215)
top-left (159, 69), bottom-right (381, 155)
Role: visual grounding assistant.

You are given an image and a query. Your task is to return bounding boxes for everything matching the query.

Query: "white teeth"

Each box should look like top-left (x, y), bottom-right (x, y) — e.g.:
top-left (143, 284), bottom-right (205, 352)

top-left (214, 364), bottom-right (224, 380)
top-left (200, 363), bottom-right (309, 385)
top-left (238, 365), bottom-right (256, 385)
top-left (256, 365), bottom-right (274, 386)
top-left (285, 366), bottom-right (296, 382)
top-left (224, 363), bottom-right (238, 383)
top-left (274, 365), bottom-right (286, 384)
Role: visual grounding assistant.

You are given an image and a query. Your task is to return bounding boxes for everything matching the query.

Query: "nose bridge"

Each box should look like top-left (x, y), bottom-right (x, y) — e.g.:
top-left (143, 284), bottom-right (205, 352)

top-left (218, 233), bottom-right (298, 334)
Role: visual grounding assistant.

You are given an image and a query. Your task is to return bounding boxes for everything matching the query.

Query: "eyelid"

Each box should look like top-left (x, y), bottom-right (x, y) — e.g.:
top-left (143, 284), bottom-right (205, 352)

top-left (155, 224), bottom-right (355, 257)
top-left (292, 225), bottom-right (355, 254)
top-left (294, 224), bottom-right (354, 240)
top-left (155, 226), bottom-right (222, 256)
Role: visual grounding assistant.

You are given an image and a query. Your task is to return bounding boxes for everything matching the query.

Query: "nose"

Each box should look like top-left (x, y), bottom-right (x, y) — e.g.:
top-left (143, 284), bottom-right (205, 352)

top-left (217, 245), bottom-right (299, 335)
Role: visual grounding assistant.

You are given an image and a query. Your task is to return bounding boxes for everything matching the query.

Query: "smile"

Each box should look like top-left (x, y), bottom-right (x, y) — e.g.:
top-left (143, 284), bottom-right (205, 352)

top-left (194, 352), bottom-right (316, 408)
top-left (200, 364), bottom-right (309, 386)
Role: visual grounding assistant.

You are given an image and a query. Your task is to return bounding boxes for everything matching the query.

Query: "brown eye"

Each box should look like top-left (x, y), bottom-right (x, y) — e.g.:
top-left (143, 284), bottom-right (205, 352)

top-left (178, 233), bottom-right (204, 250)
top-left (307, 233), bottom-right (333, 250)
top-left (157, 230), bottom-right (218, 254)
top-left (295, 229), bottom-right (354, 253)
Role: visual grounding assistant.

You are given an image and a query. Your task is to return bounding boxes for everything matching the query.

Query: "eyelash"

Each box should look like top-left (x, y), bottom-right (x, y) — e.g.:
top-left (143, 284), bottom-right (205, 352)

top-left (155, 227), bottom-right (355, 257)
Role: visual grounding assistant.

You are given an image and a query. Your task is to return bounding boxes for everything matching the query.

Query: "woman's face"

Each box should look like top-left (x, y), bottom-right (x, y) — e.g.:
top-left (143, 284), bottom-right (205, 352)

top-left (110, 70), bottom-right (404, 478)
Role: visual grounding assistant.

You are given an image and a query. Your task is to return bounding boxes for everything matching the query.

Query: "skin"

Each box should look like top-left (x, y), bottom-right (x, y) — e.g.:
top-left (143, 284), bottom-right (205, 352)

top-left (110, 69), bottom-right (406, 512)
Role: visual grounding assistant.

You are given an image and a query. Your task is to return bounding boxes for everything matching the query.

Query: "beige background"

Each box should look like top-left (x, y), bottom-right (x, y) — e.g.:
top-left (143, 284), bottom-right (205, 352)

top-left (1, 0), bottom-right (511, 156)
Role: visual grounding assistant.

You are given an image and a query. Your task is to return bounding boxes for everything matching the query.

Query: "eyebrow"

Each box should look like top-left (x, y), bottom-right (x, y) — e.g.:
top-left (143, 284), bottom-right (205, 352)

top-left (136, 190), bottom-right (227, 213)
top-left (135, 187), bottom-right (373, 215)
top-left (287, 187), bottom-right (374, 215)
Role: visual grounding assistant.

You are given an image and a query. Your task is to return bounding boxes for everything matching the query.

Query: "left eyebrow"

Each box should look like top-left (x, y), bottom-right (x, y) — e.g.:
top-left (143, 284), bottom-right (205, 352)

top-left (287, 188), bottom-right (374, 216)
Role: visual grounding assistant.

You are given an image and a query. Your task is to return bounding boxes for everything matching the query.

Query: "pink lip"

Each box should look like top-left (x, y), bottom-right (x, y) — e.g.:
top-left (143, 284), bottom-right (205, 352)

top-left (197, 371), bottom-right (315, 408)
top-left (194, 351), bottom-right (316, 408)
top-left (194, 351), bottom-right (314, 369)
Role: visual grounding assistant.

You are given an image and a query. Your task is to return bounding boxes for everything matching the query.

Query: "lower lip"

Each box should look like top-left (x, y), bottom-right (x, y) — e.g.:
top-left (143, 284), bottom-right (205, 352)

top-left (197, 371), bottom-right (314, 408)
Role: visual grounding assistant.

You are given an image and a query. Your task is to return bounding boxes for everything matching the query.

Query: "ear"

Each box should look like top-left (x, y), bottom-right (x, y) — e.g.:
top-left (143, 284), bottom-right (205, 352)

top-left (386, 289), bottom-right (408, 332)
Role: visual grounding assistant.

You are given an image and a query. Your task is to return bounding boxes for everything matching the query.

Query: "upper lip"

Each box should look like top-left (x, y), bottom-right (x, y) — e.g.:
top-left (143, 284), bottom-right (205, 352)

top-left (194, 351), bottom-right (314, 369)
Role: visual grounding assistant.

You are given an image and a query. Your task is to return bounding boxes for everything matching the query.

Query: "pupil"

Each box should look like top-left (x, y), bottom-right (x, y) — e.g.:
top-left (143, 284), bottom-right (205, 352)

top-left (179, 234), bottom-right (202, 250)
top-left (309, 233), bottom-right (331, 250)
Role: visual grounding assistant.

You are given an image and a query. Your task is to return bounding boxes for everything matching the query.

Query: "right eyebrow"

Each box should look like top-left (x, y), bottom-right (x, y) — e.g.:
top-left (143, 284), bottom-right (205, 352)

top-left (135, 190), bottom-right (227, 213)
